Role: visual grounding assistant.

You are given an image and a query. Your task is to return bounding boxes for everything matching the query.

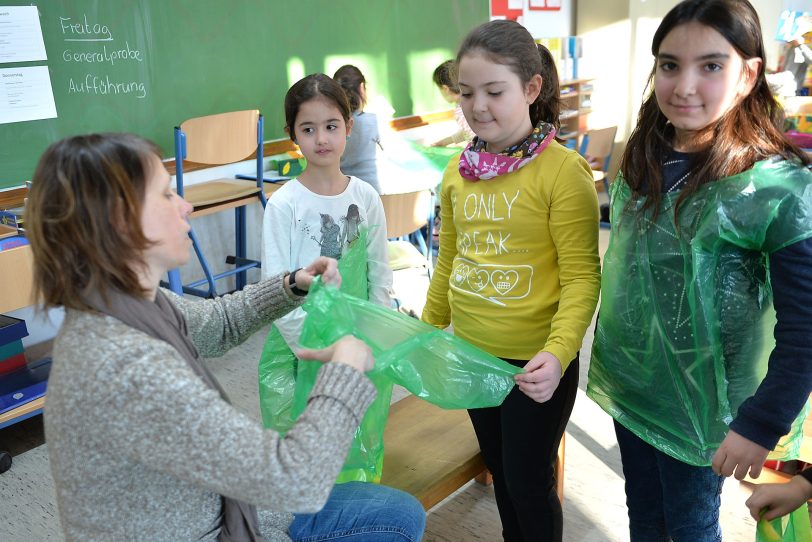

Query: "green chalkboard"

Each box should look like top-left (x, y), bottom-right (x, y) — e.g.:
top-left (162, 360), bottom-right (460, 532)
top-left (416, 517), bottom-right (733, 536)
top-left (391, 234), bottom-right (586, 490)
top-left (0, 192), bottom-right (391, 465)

top-left (0, 0), bottom-right (486, 190)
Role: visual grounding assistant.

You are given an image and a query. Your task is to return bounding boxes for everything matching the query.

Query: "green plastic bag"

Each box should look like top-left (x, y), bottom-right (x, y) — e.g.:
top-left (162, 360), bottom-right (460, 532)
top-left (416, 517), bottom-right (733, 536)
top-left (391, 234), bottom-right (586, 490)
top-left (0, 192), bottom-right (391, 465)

top-left (297, 280), bottom-right (521, 409)
top-left (756, 503), bottom-right (812, 542)
top-left (288, 281), bottom-right (519, 480)
top-left (589, 158), bottom-right (812, 465)
top-left (258, 229), bottom-right (395, 483)
top-left (257, 325), bottom-right (298, 432)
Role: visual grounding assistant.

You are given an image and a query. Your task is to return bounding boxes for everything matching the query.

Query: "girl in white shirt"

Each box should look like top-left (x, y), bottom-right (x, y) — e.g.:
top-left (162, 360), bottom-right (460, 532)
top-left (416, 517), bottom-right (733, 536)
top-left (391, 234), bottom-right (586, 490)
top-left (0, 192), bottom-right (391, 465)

top-left (261, 72), bottom-right (391, 351)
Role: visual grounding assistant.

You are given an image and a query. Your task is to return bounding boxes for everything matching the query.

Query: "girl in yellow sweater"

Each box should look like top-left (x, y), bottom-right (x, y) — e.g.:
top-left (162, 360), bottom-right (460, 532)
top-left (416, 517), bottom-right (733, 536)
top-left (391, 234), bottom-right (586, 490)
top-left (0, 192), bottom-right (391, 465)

top-left (421, 19), bottom-right (601, 542)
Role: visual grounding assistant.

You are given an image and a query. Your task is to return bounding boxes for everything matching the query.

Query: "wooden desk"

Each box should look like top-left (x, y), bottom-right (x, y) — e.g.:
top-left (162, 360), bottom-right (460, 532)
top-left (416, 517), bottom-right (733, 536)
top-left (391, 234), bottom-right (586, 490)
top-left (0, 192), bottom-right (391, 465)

top-left (381, 395), bottom-right (485, 510)
top-left (0, 396), bottom-right (45, 430)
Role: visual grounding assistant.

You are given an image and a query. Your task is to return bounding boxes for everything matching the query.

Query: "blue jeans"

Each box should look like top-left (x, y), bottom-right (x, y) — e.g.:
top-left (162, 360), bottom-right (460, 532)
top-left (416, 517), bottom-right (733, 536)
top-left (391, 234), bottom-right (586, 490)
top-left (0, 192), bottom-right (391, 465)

top-left (288, 481), bottom-right (425, 541)
top-left (614, 421), bottom-right (724, 542)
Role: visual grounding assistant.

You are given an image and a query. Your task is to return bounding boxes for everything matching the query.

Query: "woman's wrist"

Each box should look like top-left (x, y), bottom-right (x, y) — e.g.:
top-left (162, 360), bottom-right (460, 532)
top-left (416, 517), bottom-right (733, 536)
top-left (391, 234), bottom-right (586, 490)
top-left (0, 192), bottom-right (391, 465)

top-left (286, 268), bottom-right (308, 297)
top-left (330, 358), bottom-right (368, 373)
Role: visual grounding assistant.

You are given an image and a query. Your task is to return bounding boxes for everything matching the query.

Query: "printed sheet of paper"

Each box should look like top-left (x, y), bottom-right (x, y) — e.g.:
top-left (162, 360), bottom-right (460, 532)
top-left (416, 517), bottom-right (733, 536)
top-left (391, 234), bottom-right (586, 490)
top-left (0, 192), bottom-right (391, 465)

top-left (0, 6), bottom-right (47, 63)
top-left (0, 66), bottom-right (57, 124)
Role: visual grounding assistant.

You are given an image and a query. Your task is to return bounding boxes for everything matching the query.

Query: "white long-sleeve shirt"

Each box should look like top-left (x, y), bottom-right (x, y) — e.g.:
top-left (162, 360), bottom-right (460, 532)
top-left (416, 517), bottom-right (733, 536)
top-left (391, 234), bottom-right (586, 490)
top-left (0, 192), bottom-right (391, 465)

top-left (261, 176), bottom-right (392, 349)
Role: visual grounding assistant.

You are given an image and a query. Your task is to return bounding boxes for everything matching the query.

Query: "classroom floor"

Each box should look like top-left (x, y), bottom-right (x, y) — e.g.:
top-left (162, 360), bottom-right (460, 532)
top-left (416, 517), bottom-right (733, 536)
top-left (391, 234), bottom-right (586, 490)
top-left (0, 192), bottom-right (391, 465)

top-left (0, 228), bottom-right (759, 542)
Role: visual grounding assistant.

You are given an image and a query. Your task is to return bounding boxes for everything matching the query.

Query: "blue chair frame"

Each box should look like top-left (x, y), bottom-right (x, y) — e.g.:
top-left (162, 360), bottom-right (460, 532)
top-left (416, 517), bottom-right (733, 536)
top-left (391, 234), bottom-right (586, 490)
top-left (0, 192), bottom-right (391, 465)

top-left (167, 113), bottom-right (266, 297)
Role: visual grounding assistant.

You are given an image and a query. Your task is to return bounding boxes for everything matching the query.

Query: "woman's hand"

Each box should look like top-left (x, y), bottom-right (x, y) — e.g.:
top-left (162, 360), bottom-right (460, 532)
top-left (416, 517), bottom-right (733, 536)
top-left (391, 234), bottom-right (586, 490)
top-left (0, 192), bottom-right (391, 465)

top-left (297, 335), bottom-right (374, 373)
top-left (745, 475), bottom-right (812, 521)
top-left (514, 351), bottom-right (562, 403)
top-left (711, 429), bottom-right (769, 480)
top-left (294, 256), bottom-right (341, 291)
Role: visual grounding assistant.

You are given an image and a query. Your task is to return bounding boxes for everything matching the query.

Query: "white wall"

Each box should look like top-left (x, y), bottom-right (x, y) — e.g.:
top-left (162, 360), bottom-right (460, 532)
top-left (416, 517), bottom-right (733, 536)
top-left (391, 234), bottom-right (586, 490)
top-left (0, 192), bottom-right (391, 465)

top-left (520, 1), bottom-right (575, 37)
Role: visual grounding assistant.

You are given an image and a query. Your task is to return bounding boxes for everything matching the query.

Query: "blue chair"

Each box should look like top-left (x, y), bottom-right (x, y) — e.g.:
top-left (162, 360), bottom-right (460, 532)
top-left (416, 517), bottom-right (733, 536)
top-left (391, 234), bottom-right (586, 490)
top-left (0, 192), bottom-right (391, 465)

top-left (578, 126), bottom-right (617, 229)
top-left (168, 110), bottom-right (266, 297)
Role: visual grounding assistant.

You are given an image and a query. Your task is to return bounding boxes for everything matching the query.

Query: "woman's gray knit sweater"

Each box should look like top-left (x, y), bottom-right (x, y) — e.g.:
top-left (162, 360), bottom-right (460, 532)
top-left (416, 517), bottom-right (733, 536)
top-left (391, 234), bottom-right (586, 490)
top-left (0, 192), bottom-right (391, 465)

top-left (43, 274), bottom-right (376, 541)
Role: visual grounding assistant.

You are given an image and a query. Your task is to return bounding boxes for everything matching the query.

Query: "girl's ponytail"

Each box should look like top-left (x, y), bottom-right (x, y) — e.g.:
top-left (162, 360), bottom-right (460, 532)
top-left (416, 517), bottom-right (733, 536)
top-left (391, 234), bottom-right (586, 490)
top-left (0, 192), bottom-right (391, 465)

top-left (533, 43), bottom-right (561, 129)
top-left (333, 65), bottom-right (366, 113)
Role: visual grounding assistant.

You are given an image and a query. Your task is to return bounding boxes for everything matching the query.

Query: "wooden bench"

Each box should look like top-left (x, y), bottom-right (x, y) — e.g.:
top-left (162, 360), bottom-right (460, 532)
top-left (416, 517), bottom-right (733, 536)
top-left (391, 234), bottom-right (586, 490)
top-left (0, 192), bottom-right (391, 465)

top-left (381, 394), bottom-right (565, 510)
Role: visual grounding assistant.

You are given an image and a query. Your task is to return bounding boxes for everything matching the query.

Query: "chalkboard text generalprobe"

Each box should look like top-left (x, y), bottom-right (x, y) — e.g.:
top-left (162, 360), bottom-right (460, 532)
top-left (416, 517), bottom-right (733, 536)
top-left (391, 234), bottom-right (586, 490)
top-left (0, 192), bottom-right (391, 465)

top-left (62, 44), bottom-right (144, 65)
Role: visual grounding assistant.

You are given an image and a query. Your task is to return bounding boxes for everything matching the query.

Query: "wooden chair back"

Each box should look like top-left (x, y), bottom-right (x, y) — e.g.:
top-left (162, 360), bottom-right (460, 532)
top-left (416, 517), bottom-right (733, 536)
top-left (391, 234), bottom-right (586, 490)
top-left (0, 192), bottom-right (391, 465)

top-left (380, 190), bottom-right (432, 239)
top-left (180, 110), bottom-right (260, 164)
top-left (582, 126), bottom-right (618, 170)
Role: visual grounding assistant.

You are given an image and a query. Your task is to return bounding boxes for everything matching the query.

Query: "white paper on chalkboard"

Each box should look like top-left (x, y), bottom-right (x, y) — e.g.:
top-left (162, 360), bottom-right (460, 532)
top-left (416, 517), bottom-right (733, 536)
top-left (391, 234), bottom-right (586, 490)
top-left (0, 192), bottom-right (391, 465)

top-left (0, 6), bottom-right (48, 63)
top-left (0, 66), bottom-right (57, 124)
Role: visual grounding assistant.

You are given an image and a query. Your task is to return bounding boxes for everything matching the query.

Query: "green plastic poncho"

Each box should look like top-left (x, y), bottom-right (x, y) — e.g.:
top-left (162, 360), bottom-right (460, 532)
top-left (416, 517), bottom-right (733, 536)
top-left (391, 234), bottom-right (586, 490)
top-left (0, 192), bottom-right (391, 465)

top-left (282, 279), bottom-right (519, 483)
top-left (260, 229), bottom-right (520, 483)
top-left (258, 229), bottom-right (394, 483)
top-left (589, 158), bottom-right (812, 466)
top-left (298, 280), bottom-right (521, 409)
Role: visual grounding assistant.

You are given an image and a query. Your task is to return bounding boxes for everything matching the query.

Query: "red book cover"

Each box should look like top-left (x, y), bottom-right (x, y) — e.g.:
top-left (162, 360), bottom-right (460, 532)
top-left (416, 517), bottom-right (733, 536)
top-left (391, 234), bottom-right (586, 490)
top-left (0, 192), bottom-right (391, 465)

top-left (0, 352), bottom-right (27, 375)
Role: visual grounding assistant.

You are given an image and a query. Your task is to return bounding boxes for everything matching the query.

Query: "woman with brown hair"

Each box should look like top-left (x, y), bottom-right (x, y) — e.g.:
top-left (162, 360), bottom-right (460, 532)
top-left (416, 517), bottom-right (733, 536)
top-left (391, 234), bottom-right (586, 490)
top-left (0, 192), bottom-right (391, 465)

top-left (26, 133), bottom-right (424, 541)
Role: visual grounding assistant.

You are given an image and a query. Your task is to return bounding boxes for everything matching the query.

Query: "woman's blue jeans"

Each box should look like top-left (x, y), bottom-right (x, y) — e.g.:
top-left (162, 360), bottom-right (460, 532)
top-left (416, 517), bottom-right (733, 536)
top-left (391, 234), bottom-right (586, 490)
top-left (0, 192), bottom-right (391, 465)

top-left (288, 481), bottom-right (425, 541)
top-left (614, 421), bottom-right (724, 542)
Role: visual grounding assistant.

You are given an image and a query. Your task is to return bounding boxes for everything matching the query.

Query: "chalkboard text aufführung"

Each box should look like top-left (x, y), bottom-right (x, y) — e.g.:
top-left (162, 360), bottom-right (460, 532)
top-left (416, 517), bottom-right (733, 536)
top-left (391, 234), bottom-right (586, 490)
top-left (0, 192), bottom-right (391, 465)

top-left (68, 74), bottom-right (146, 99)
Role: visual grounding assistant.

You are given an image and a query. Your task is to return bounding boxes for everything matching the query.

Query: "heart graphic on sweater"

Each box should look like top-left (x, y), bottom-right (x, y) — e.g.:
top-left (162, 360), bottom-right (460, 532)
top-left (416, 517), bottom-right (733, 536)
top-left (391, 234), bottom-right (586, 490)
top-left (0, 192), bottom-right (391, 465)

top-left (490, 270), bottom-right (519, 295)
top-left (453, 264), bottom-right (470, 284)
top-left (468, 269), bottom-right (490, 292)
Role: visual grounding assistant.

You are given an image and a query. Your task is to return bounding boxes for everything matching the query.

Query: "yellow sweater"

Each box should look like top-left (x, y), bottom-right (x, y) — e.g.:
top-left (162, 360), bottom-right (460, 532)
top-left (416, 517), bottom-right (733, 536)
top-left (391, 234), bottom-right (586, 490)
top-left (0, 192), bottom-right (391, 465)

top-left (422, 141), bottom-right (601, 370)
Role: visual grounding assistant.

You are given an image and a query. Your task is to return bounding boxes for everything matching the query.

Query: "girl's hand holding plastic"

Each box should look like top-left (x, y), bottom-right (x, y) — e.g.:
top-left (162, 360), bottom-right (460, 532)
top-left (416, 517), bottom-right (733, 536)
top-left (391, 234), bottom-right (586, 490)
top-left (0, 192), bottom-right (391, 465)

top-left (514, 351), bottom-right (562, 403)
top-left (711, 429), bottom-right (769, 480)
top-left (297, 335), bottom-right (374, 373)
top-left (298, 257), bottom-right (342, 290)
top-left (745, 475), bottom-right (812, 521)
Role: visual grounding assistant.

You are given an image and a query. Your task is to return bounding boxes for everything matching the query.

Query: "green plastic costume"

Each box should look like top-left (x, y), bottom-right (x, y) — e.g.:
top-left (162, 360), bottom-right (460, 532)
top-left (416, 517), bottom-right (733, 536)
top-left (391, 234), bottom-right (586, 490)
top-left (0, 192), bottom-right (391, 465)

top-left (756, 502), bottom-right (812, 542)
top-left (589, 158), bottom-right (812, 466)
top-left (298, 280), bottom-right (520, 410)
top-left (282, 280), bottom-right (519, 483)
top-left (259, 229), bottom-right (520, 483)
top-left (258, 229), bottom-right (394, 483)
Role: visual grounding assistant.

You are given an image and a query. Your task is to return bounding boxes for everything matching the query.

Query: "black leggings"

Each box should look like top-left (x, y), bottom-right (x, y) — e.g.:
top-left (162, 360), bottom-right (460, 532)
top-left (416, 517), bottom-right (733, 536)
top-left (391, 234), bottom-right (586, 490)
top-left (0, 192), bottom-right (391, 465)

top-left (468, 356), bottom-right (579, 542)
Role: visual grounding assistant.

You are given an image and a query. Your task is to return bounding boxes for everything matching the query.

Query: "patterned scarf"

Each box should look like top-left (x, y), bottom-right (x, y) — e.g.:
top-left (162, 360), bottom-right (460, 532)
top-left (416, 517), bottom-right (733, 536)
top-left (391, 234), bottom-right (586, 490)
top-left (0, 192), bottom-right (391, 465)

top-left (458, 121), bottom-right (556, 181)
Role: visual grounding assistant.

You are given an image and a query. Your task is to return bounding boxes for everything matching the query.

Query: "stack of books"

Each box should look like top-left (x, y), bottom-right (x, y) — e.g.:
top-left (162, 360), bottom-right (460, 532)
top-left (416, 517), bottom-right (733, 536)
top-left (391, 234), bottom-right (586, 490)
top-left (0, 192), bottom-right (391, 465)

top-left (0, 315), bottom-right (50, 419)
top-left (536, 36), bottom-right (583, 82)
